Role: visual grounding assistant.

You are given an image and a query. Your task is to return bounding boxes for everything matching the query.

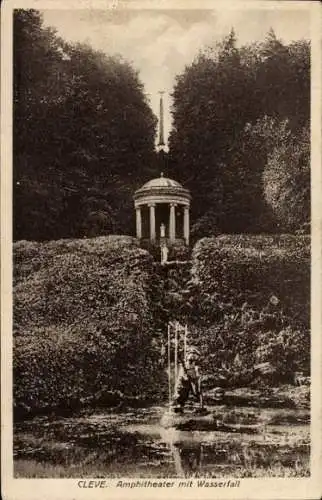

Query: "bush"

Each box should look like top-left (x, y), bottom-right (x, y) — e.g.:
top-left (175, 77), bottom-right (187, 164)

top-left (255, 327), bottom-right (310, 378)
top-left (13, 236), bottom-right (166, 415)
top-left (190, 234), bottom-right (310, 326)
top-left (186, 234), bottom-right (310, 384)
top-left (190, 211), bottom-right (221, 243)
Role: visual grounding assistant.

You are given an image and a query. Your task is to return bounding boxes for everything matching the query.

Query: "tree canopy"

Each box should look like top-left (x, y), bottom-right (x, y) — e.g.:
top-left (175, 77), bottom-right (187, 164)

top-left (14, 9), bottom-right (157, 241)
top-left (262, 121), bottom-right (310, 231)
top-left (14, 13), bottom-right (310, 241)
top-left (168, 29), bottom-right (310, 236)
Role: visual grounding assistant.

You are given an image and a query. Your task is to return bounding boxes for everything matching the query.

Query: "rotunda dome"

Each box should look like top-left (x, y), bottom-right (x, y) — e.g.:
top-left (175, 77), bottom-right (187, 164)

top-left (134, 173), bottom-right (191, 206)
top-left (139, 176), bottom-right (183, 190)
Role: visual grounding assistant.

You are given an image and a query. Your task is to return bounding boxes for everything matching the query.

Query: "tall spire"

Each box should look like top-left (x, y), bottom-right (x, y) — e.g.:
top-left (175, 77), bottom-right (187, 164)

top-left (158, 91), bottom-right (165, 147)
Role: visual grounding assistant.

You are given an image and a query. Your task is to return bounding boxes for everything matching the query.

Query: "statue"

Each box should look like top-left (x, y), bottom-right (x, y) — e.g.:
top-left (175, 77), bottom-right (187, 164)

top-left (161, 242), bottom-right (169, 265)
top-left (160, 223), bottom-right (166, 238)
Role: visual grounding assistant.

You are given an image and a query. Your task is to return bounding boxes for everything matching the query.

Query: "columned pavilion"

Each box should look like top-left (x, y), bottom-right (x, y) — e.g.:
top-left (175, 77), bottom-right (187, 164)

top-left (133, 173), bottom-right (191, 245)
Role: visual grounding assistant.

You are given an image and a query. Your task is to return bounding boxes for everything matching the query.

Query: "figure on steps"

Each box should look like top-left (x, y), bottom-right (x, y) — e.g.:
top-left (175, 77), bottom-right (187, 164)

top-left (171, 347), bottom-right (204, 414)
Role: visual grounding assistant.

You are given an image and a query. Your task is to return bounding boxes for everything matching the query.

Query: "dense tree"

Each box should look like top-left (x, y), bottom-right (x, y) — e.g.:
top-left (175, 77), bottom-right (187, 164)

top-left (263, 123), bottom-right (310, 231)
top-left (14, 9), bottom-right (67, 240)
top-left (14, 9), bottom-right (157, 241)
top-left (169, 30), bottom-right (310, 235)
top-left (14, 12), bottom-right (310, 240)
top-left (169, 31), bottom-right (256, 225)
top-left (256, 31), bottom-right (310, 131)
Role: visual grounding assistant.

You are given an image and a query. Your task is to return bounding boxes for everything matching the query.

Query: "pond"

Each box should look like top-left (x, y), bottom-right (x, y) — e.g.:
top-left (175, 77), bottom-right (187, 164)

top-left (14, 402), bottom-right (310, 478)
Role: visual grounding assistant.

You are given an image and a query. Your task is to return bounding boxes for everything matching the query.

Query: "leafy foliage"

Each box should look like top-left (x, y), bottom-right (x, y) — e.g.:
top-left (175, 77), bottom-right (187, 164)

top-left (13, 236), bottom-right (166, 415)
top-left (168, 31), bottom-right (310, 234)
top-left (183, 235), bottom-right (310, 384)
top-left (14, 9), bottom-right (157, 241)
top-left (14, 13), bottom-right (310, 239)
top-left (263, 124), bottom-right (310, 231)
top-left (255, 328), bottom-right (310, 378)
top-left (12, 13), bottom-right (312, 402)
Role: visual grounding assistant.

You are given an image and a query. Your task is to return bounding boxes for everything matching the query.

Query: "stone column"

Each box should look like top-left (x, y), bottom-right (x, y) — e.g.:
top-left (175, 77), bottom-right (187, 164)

top-left (135, 207), bottom-right (142, 239)
top-left (184, 205), bottom-right (190, 245)
top-left (169, 203), bottom-right (176, 242)
top-left (149, 203), bottom-right (156, 241)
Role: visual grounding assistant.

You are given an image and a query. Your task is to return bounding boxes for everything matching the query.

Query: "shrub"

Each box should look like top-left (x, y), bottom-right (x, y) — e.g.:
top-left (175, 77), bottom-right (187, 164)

top-left (190, 211), bottom-right (221, 243)
top-left (187, 235), bottom-right (310, 384)
top-left (255, 327), bottom-right (310, 378)
top-left (13, 236), bottom-right (165, 415)
top-left (190, 234), bottom-right (310, 327)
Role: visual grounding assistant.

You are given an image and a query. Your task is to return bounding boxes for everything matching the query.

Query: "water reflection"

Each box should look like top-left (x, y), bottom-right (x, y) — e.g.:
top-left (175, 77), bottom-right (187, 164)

top-left (159, 426), bottom-right (229, 477)
top-left (172, 442), bottom-right (202, 477)
top-left (14, 405), bottom-right (310, 478)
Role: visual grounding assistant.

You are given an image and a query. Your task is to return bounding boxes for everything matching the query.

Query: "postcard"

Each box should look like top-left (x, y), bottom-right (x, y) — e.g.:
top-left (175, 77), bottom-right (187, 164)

top-left (1, 1), bottom-right (321, 499)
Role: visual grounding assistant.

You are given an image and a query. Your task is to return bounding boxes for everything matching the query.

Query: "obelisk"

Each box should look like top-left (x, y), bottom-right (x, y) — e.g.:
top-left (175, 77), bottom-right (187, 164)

top-left (158, 91), bottom-right (165, 147)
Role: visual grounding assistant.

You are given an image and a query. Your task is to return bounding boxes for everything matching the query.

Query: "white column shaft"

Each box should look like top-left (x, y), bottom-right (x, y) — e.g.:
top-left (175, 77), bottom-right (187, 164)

top-left (136, 207), bottom-right (142, 239)
top-left (149, 204), bottom-right (156, 241)
top-left (169, 204), bottom-right (176, 241)
top-left (184, 206), bottom-right (190, 245)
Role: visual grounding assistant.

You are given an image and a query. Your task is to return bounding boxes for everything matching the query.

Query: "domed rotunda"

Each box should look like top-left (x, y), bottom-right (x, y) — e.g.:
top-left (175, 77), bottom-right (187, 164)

top-left (133, 173), bottom-right (191, 245)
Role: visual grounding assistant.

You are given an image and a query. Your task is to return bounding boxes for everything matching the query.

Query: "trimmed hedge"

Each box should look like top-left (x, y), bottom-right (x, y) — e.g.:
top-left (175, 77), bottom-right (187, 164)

top-left (13, 233), bottom-right (311, 414)
top-left (187, 235), bottom-right (310, 383)
top-left (13, 236), bottom-right (166, 416)
top-left (191, 234), bottom-right (310, 325)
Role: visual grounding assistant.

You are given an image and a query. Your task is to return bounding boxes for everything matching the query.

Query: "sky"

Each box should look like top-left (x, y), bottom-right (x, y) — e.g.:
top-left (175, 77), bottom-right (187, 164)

top-left (42, 7), bottom-right (310, 147)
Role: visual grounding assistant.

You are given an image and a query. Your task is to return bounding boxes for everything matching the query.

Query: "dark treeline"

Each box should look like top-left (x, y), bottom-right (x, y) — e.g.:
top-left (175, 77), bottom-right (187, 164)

top-left (14, 12), bottom-right (310, 242)
top-left (14, 9), bottom-right (157, 241)
top-left (168, 29), bottom-right (310, 238)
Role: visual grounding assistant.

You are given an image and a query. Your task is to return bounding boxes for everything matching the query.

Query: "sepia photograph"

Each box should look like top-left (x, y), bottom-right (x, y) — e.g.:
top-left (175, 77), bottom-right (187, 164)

top-left (1, 0), bottom-right (321, 498)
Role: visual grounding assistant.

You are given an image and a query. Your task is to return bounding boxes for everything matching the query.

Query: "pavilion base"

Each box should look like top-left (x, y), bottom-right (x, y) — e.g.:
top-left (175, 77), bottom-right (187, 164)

top-left (139, 238), bottom-right (190, 263)
top-left (139, 238), bottom-right (187, 247)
